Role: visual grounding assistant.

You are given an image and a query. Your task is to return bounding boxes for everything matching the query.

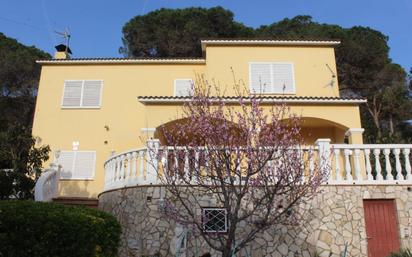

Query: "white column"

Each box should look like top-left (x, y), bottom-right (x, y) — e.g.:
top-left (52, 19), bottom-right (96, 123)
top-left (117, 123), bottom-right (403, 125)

top-left (146, 139), bottom-right (160, 184)
top-left (345, 128), bottom-right (365, 144)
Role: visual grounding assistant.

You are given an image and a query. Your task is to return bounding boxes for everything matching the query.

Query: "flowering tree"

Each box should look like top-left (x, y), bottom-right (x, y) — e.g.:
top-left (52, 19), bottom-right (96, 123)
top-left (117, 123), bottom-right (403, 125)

top-left (154, 77), bottom-right (328, 257)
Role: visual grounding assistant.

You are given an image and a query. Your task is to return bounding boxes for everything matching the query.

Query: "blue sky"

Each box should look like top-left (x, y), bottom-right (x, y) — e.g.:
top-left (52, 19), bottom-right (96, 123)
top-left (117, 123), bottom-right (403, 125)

top-left (0, 0), bottom-right (411, 71)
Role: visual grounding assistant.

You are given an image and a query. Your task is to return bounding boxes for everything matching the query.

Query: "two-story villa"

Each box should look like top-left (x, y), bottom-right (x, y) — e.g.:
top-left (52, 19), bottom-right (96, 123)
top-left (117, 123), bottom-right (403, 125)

top-left (33, 40), bottom-right (412, 257)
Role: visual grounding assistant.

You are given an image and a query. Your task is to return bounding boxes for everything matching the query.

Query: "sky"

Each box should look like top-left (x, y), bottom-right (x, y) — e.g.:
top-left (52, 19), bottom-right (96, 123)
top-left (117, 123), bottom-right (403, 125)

top-left (0, 0), bottom-right (411, 71)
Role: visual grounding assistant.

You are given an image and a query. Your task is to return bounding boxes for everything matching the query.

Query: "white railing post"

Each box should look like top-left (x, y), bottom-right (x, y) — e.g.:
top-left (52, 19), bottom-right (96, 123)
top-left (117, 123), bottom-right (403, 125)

top-left (404, 149), bottom-right (411, 181)
top-left (393, 149), bottom-right (402, 180)
top-left (333, 149), bottom-right (341, 182)
top-left (373, 149), bottom-right (383, 181)
top-left (161, 148), bottom-right (169, 182)
top-left (384, 149), bottom-right (394, 181)
top-left (315, 139), bottom-right (331, 182)
top-left (125, 153), bottom-right (131, 182)
top-left (343, 149), bottom-right (353, 182)
top-left (364, 149), bottom-right (373, 181)
top-left (353, 149), bottom-right (362, 182)
top-left (146, 139), bottom-right (160, 184)
top-left (131, 151), bottom-right (137, 185)
top-left (139, 150), bottom-right (145, 182)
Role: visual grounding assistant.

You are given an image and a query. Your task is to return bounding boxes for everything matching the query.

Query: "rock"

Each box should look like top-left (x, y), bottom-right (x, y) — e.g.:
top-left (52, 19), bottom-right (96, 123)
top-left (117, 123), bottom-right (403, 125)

top-left (319, 231), bottom-right (333, 245)
top-left (278, 243), bottom-right (288, 255)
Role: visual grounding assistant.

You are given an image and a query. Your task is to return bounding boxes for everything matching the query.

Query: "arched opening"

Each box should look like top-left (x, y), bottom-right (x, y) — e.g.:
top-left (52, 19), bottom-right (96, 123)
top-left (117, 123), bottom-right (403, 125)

top-left (154, 118), bottom-right (247, 146)
top-left (154, 118), bottom-right (248, 174)
top-left (276, 117), bottom-right (349, 145)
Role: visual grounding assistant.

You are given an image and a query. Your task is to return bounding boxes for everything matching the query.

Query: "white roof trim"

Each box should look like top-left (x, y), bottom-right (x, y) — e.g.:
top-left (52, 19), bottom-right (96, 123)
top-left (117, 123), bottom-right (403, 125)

top-left (36, 58), bottom-right (206, 65)
top-left (201, 39), bottom-right (341, 51)
top-left (137, 97), bottom-right (366, 105)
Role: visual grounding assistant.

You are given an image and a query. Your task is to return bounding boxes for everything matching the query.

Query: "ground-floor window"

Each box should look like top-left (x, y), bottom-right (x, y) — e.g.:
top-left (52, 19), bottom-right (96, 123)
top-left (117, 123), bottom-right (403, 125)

top-left (202, 208), bottom-right (228, 233)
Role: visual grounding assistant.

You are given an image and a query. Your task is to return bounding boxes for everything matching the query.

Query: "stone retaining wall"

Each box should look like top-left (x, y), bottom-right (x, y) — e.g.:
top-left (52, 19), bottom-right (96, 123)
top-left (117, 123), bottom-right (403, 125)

top-left (99, 185), bottom-right (412, 257)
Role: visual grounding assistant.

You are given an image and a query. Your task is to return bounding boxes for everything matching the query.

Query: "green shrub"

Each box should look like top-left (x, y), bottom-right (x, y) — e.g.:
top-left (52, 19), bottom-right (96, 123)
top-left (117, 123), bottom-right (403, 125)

top-left (387, 249), bottom-right (412, 257)
top-left (0, 201), bottom-right (121, 257)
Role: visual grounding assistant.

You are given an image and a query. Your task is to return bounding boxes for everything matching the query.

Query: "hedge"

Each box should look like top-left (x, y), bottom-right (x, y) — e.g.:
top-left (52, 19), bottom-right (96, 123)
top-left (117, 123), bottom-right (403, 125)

top-left (0, 201), bottom-right (121, 257)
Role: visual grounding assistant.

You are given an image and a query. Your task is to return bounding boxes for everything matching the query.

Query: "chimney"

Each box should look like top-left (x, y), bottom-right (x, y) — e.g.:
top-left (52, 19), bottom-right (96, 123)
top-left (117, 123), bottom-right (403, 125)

top-left (54, 44), bottom-right (72, 59)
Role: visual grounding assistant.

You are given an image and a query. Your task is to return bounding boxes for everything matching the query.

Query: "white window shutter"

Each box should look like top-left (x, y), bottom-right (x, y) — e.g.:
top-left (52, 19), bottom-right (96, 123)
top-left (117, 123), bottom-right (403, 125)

top-left (174, 79), bottom-right (193, 97)
top-left (58, 151), bottom-right (75, 179)
top-left (250, 63), bottom-right (295, 94)
top-left (57, 151), bottom-right (95, 179)
top-left (82, 80), bottom-right (102, 107)
top-left (272, 63), bottom-right (295, 93)
top-left (250, 63), bottom-right (272, 93)
top-left (73, 152), bottom-right (96, 179)
top-left (62, 81), bottom-right (82, 107)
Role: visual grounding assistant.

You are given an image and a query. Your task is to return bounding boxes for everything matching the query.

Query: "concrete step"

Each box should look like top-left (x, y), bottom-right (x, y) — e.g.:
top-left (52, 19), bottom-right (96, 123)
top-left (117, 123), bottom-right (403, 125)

top-left (52, 197), bottom-right (99, 209)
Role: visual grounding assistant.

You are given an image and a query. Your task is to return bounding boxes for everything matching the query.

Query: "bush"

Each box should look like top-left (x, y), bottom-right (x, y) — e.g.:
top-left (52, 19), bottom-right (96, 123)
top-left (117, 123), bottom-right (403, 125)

top-left (388, 249), bottom-right (412, 257)
top-left (0, 201), bottom-right (121, 257)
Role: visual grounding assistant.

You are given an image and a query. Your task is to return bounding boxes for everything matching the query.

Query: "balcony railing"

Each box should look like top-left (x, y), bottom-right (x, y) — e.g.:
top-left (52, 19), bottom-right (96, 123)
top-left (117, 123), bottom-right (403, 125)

top-left (34, 163), bottom-right (61, 202)
top-left (103, 140), bottom-right (412, 191)
top-left (330, 144), bottom-right (412, 184)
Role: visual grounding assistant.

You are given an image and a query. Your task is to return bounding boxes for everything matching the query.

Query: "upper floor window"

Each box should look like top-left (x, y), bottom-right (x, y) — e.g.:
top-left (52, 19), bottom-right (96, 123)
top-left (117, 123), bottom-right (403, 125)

top-left (249, 62), bottom-right (295, 94)
top-left (174, 79), bottom-right (193, 97)
top-left (62, 80), bottom-right (103, 108)
top-left (58, 151), bottom-right (96, 180)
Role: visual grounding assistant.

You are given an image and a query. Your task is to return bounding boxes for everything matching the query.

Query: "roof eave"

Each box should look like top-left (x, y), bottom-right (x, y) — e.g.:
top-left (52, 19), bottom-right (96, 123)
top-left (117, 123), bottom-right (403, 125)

top-left (200, 40), bottom-right (341, 51)
top-left (36, 59), bottom-right (206, 65)
top-left (137, 97), bottom-right (366, 105)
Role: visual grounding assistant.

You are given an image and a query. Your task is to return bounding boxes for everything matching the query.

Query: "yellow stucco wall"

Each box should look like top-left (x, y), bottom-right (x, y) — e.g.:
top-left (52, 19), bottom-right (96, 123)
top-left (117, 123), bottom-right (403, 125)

top-left (32, 43), bottom-right (363, 198)
top-left (204, 45), bottom-right (340, 97)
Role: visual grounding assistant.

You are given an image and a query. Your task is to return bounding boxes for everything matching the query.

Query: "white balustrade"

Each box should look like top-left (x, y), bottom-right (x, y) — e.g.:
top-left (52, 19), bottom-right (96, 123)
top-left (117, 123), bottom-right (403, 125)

top-left (103, 141), bottom-right (412, 191)
top-left (35, 163), bottom-right (61, 202)
top-left (104, 148), bottom-right (151, 190)
top-left (329, 144), bottom-right (412, 185)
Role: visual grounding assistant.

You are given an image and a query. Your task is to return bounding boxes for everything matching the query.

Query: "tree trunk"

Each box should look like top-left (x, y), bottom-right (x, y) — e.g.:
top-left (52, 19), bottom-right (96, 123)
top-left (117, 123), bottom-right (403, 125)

top-left (372, 113), bottom-right (382, 139)
top-left (389, 115), bottom-right (394, 136)
top-left (366, 98), bottom-right (382, 140)
top-left (222, 248), bottom-right (232, 257)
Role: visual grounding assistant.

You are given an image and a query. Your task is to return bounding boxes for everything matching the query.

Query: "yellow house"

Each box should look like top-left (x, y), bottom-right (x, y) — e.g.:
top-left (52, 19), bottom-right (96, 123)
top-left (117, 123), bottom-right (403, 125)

top-left (33, 39), bottom-right (412, 257)
top-left (33, 39), bottom-right (366, 199)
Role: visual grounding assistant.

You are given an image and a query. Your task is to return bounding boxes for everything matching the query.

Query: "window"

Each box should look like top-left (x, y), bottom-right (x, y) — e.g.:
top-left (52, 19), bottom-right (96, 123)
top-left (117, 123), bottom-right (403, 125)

top-left (62, 80), bottom-right (103, 108)
top-left (174, 79), bottom-right (193, 97)
top-left (57, 151), bottom-right (96, 180)
top-left (202, 208), bottom-right (228, 233)
top-left (249, 62), bottom-right (295, 94)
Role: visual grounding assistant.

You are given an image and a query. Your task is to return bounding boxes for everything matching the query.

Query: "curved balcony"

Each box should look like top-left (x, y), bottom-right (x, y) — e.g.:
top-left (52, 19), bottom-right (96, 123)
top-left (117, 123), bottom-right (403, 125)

top-left (103, 140), bottom-right (412, 192)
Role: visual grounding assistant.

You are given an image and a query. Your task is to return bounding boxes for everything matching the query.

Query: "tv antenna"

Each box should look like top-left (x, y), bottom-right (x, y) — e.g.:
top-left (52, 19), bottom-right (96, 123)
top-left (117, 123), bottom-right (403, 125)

top-left (323, 63), bottom-right (337, 96)
top-left (54, 28), bottom-right (71, 54)
top-left (324, 63), bottom-right (337, 87)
